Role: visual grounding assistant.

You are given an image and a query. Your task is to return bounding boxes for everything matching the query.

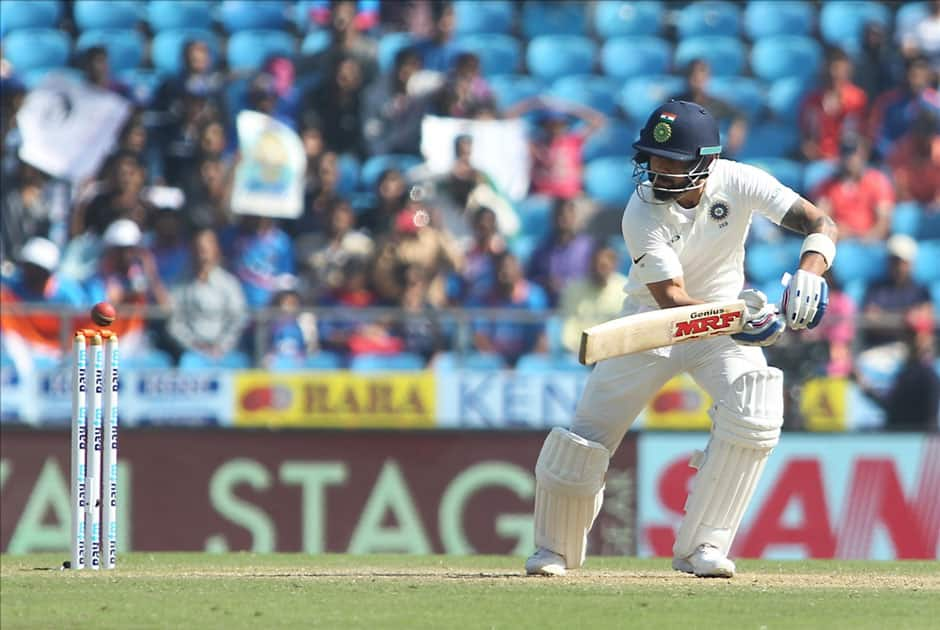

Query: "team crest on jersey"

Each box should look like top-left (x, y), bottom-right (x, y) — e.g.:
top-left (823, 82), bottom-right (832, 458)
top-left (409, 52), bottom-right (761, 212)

top-left (653, 121), bottom-right (672, 143)
top-left (709, 202), bottom-right (729, 222)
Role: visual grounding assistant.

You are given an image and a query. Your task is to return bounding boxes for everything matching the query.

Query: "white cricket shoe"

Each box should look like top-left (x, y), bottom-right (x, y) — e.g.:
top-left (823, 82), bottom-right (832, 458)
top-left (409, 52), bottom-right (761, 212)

top-left (525, 547), bottom-right (567, 576)
top-left (672, 544), bottom-right (736, 578)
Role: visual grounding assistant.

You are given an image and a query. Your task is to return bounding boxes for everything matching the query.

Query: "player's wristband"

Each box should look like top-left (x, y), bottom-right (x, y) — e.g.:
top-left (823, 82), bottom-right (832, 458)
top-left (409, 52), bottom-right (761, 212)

top-left (800, 233), bottom-right (836, 270)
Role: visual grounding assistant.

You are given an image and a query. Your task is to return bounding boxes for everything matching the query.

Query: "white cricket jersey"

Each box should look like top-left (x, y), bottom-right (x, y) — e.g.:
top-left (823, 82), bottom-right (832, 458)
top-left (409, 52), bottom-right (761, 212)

top-left (620, 159), bottom-right (799, 313)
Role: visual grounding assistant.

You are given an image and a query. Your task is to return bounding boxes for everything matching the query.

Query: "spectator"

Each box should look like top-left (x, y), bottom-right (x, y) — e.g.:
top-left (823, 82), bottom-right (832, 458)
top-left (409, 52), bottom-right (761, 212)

top-left (393, 266), bottom-right (445, 361)
top-left (78, 46), bottom-right (130, 99)
top-left (868, 56), bottom-right (940, 158)
top-left (295, 151), bottom-right (343, 236)
top-left (371, 205), bottom-right (463, 306)
top-left (83, 219), bottom-right (171, 355)
top-left (800, 271), bottom-right (857, 377)
top-left (166, 229), bottom-right (248, 362)
top-left (862, 235), bottom-right (933, 348)
top-left (246, 58), bottom-right (299, 130)
top-left (359, 168), bottom-right (409, 235)
top-left (304, 54), bottom-right (368, 156)
top-left (459, 206), bottom-right (505, 302)
top-left (856, 324), bottom-right (939, 431)
top-left (899, 0), bottom-right (940, 72)
top-left (296, 0), bottom-right (379, 85)
top-left (433, 52), bottom-right (495, 119)
top-left (265, 278), bottom-right (312, 364)
top-left (147, 209), bottom-right (191, 288)
top-left (1, 162), bottom-right (53, 267)
top-left (799, 48), bottom-right (867, 161)
top-left (161, 81), bottom-right (220, 187)
top-left (299, 113), bottom-right (327, 193)
top-left (507, 97), bottom-right (607, 200)
top-left (854, 22), bottom-right (903, 99)
top-left (184, 156), bottom-right (231, 231)
top-left (673, 59), bottom-right (747, 156)
top-left (317, 258), bottom-right (378, 354)
top-left (152, 39), bottom-right (225, 119)
top-left (813, 135), bottom-right (893, 241)
top-left (224, 215), bottom-right (295, 308)
top-left (362, 46), bottom-right (429, 156)
top-left (72, 152), bottom-right (153, 238)
top-left (527, 199), bottom-right (596, 306)
top-left (888, 111), bottom-right (940, 206)
top-left (414, 1), bottom-right (459, 73)
top-left (296, 199), bottom-right (374, 299)
top-left (469, 252), bottom-right (548, 363)
top-left (0, 238), bottom-right (86, 364)
top-left (558, 246), bottom-right (628, 354)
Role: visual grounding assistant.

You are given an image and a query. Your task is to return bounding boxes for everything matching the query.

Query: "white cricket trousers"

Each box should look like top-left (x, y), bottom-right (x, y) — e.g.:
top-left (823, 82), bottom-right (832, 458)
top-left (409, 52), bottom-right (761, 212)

top-left (571, 336), bottom-right (768, 453)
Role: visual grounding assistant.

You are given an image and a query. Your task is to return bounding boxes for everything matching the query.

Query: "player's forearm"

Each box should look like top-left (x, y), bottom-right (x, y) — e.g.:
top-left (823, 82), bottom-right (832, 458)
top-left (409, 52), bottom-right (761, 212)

top-left (646, 279), bottom-right (705, 309)
top-left (780, 197), bottom-right (838, 274)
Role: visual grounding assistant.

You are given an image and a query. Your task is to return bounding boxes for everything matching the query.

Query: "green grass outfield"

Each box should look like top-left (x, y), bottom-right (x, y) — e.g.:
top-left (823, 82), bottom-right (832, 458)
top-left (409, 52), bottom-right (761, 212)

top-left (2, 553), bottom-right (938, 629)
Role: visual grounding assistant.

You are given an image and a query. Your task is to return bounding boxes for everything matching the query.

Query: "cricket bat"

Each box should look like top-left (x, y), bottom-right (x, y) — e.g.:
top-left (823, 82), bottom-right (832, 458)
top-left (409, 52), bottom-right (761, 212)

top-left (578, 300), bottom-right (746, 365)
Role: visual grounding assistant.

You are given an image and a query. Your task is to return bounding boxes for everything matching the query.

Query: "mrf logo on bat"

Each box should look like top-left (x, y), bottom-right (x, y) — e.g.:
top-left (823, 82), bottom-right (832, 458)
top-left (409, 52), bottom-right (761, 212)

top-left (673, 308), bottom-right (743, 339)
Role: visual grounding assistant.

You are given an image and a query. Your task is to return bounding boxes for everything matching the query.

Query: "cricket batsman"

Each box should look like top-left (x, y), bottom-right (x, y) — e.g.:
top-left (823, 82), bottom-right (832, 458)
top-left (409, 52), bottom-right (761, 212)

top-left (526, 100), bottom-right (838, 578)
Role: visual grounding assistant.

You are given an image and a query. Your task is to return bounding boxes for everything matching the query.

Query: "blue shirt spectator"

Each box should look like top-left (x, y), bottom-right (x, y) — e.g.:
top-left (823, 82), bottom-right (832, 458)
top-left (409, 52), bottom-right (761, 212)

top-left (527, 199), bottom-right (595, 306)
top-left (868, 56), bottom-right (940, 156)
top-left (223, 217), bottom-right (295, 308)
top-left (413, 2), bottom-right (459, 72)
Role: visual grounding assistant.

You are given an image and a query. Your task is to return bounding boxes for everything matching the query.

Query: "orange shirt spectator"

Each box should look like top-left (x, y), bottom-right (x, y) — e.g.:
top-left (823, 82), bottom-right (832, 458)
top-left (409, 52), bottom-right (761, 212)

top-left (813, 137), bottom-right (894, 240)
top-left (887, 112), bottom-right (940, 206)
top-left (799, 49), bottom-right (868, 160)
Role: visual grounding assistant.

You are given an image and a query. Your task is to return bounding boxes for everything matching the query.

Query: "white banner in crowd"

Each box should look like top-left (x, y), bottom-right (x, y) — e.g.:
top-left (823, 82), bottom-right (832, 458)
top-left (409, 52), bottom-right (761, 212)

top-left (231, 111), bottom-right (306, 219)
top-left (420, 115), bottom-right (531, 201)
top-left (16, 73), bottom-right (131, 182)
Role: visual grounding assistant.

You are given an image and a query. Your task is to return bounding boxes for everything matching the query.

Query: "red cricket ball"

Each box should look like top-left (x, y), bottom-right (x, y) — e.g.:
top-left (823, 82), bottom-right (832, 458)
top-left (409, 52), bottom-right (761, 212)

top-left (91, 302), bottom-right (116, 327)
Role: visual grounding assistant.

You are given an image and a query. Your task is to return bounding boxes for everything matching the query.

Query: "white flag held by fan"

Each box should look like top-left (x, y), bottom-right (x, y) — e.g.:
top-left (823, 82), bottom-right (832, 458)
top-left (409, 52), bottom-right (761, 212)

top-left (231, 111), bottom-right (306, 219)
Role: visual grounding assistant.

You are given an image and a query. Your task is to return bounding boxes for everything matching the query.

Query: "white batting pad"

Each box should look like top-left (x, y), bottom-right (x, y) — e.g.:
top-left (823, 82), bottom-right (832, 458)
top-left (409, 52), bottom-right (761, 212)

top-left (533, 428), bottom-right (610, 568)
top-left (673, 368), bottom-right (784, 559)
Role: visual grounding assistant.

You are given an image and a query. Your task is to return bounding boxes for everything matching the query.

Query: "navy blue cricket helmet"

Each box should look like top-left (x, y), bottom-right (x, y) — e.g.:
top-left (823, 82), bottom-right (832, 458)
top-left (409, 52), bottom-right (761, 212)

top-left (631, 100), bottom-right (722, 201)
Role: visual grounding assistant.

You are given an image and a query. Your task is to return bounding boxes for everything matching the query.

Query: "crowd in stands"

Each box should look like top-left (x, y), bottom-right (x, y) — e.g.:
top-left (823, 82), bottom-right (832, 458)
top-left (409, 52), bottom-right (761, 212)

top-left (0, 1), bottom-right (938, 426)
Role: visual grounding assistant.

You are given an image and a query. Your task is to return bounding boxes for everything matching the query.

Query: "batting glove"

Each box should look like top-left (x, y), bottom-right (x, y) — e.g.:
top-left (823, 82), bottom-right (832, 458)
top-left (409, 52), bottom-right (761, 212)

top-left (732, 289), bottom-right (785, 347)
top-left (781, 270), bottom-right (828, 330)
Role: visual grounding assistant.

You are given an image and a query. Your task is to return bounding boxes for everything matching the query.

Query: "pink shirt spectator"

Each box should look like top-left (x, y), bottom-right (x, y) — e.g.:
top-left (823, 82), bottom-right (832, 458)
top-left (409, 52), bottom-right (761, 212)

top-left (804, 289), bottom-right (856, 377)
top-left (531, 132), bottom-right (587, 199)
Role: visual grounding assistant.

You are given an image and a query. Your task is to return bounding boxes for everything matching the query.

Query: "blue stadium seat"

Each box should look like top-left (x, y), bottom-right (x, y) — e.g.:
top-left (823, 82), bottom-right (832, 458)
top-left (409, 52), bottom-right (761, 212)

top-left (521, 1), bottom-right (587, 38)
top-left (919, 210), bottom-right (940, 240)
top-left (767, 76), bottom-right (815, 122)
top-left (305, 351), bottom-right (343, 370)
top-left (227, 30), bottom-right (295, 72)
top-left (526, 35), bottom-right (596, 81)
top-left (707, 77), bottom-right (766, 119)
top-left (433, 351), bottom-right (507, 371)
top-left (735, 122), bottom-right (799, 160)
top-left (152, 28), bottom-right (220, 76)
top-left (675, 36), bottom-right (745, 77)
top-left (219, 0), bottom-right (286, 32)
top-left (897, 2), bottom-right (930, 39)
top-left (302, 30), bottom-right (332, 56)
top-left (336, 154), bottom-right (360, 196)
top-left (745, 159), bottom-right (803, 194)
top-left (488, 74), bottom-right (546, 109)
top-left (832, 240), bottom-right (888, 286)
top-left (75, 0), bottom-right (139, 31)
top-left (180, 350), bottom-right (252, 369)
top-left (517, 195), bottom-right (555, 239)
top-left (454, 33), bottom-right (521, 75)
top-left (600, 36), bottom-right (671, 80)
top-left (751, 36), bottom-right (822, 82)
top-left (819, 1), bottom-right (890, 49)
top-left (77, 29), bottom-right (145, 73)
top-left (802, 160), bottom-right (838, 194)
top-left (891, 202), bottom-right (922, 238)
top-left (585, 157), bottom-right (635, 206)
top-left (744, 1), bottom-right (815, 40)
top-left (549, 75), bottom-right (621, 116)
top-left (516, 353), bottom-right (588, 373)
top-left (21, 67), bottom-right (83, 89)
top-left (619, 75), bottom-right (685, 121)
top-left (676, 1), bottom-right (741, 38)
top-left (745, 239), bottom-right (802, 284)
top-left (582, 122), bottom-right (640, 161)
top-left (454, 0), bottom-right (513, 35)
top-left (148, 0), bottom-right (212, 31)
top-left (377, 32), bottom-right (416, 73)
top-left (509, 234), bottom-right (539, 265)
top-left (349, 353), bottom-right (425, 372)
top-left (0, 0), bottom-right (61, 36)
top-left (121, 350), bottom-right (175, 370)
top-left (913, 240), bottom-right (940, 285)
top-left (360, 154), bottom-right (422, 189)
top-left (3, 28), bottom-right (70, 73)
top-left (594, 1), bottom-right (665, 38)
top-left (931, 282), bottom-right (940, 317)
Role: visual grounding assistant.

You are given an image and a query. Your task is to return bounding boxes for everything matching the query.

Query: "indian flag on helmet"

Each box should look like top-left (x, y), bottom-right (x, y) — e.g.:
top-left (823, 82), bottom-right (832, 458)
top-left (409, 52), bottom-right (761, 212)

top-left (659, 112), bottom-right (677, 122)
